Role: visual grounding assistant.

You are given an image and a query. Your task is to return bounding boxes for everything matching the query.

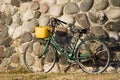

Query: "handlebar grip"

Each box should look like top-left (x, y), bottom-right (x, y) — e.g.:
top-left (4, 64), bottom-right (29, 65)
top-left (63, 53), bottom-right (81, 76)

top-left (50, 18), bottom-right (67, 25)
top-left (57, 19), bottom-right (67, 25)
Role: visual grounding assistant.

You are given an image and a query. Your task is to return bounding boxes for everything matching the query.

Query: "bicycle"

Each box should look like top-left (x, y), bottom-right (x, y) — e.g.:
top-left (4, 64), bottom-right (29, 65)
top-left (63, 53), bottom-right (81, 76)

top-left (23, 18), bottom-right (110, 74)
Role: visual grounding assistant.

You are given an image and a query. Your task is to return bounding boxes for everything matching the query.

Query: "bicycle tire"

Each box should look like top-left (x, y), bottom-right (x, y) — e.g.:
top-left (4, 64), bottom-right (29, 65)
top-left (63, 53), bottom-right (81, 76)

top-left (23, 39), bottom-right (57, 73)
top-left (76, 38), bottom-right (110, 74)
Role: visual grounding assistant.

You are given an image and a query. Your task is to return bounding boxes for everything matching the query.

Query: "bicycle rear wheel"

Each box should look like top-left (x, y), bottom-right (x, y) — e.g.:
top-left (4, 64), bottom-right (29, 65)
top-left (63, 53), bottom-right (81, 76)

top-left (76, 38), bottom-right (110, 74)
top-left (23, 39), bottom-right (57, 73)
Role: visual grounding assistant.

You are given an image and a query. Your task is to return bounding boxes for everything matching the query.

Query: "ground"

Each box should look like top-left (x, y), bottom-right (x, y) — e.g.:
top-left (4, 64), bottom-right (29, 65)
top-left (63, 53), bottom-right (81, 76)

top-left (0, 66), bottom-right (119, 80)
top-left (0, 73), bottom-right (120, 80)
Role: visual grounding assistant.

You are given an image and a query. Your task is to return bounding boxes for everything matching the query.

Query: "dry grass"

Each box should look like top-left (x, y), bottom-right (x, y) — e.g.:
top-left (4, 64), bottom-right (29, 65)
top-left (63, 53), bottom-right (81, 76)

top-left (0, 72), bottom-right (119, 80)
top-left (0, 67), bottom-right (119, 80)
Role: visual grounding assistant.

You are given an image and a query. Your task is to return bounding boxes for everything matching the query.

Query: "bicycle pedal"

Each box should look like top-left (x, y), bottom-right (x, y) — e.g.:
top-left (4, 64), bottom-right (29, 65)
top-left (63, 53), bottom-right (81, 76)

top-left (64, 64), bottom-right (71, 73)
top-left (38, 55), bottom-right (45, 58)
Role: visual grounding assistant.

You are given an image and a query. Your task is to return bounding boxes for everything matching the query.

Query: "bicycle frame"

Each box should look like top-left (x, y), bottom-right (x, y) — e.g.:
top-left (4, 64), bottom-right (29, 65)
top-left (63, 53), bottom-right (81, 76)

top-left (41, 32), bottom-right (90, 62)
top-left (40, 18), bottom-right (92, 62)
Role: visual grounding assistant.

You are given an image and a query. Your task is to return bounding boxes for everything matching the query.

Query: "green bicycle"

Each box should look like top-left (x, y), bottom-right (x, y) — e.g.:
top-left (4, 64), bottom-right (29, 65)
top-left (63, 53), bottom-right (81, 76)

top-left (23, 18), bottom-right (110, 74)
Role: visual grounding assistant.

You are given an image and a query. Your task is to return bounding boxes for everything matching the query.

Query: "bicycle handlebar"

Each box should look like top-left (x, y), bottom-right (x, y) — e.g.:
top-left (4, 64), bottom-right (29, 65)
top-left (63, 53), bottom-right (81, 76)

top-left (50, 18), bottom-right (67, 27)
top-left (49, 18), bottom-right (89, 35)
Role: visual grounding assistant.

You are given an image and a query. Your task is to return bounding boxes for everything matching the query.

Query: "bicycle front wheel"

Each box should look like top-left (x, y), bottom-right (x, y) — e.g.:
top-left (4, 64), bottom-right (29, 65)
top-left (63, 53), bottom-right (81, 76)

top-left (76, 38), bottom-right (110, 74)
top-left (23, 39), bottom-right (57, 73)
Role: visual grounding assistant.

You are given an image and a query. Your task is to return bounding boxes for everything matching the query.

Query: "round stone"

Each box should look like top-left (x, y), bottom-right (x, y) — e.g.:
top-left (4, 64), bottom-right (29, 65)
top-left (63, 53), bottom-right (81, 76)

top-left (31, 1), bottom-right (40, 10)
top-left (3, 0), bottom-right (11, 3)
top-left (80, 0), bottom-right (94, 12)
top-left (5, 16), bottom-right (12, 25)
top-left (26, 55), bottom-right (35, 66)
top-left (0, 25), bottom-right (8, 38)
top-left (10, 54), bottom-right (20, 64)
top-left (75, 13), bottom-right (90, 28)
top-left (60, 14), bottom-right (75, 24)
top-left (3, 37), bottom-right (13, 48)
top-left (64, 2), bottom-right (79, 14)
top-left (21, 0), bottom-right (32, 2)
top-left (59, 55), bottom-right (68, 65)
top-left (109, 0), bottom-right (120, 6)
top-left (0, 4), bottom-right (11, 15)
top-left (11, 0), bottom-right (20, 7)
top-left (109, 32), bottom-right (119, 41)
top-left (34, 11), bottom-right (41, 19)
top-left (20, 32), bottom-right (33, 43)
top-left (57, 0), bottom-right (69, 5)
top-left (12, 26), bottom-right (22, 40)
top-left (94, 0), bottom-right (108, 10)
top-left (0, 34), bottom-right (4, 45)
top-left (39, 15), bottom-right (50, 26)
top-left (116, 52), bottom-right (120, 61)
top-left (0, 13), bottom-right (6, 25)
top-left (22, 18), bottom-right (39, 33)
top-left (19, 3), bottom-right (30, 14)
top-left (0, 58), bottom-right (10, 68)
top-left (49, 4), bottom-right (63, 17)
top-left (71, 0), bottom-right (81, 2)
top-left (46, 0), bottom-right (56, 4)
top-left (33, 42), bottom-right (41, 56)
top-left (88, 10), bottom-right (108, 25)
top-left (0, 45), bottom-right (4, 58)
top-left (20, 42), bottom-right (30, 53)
top-left (8, 25), bottom-right (16, 37)
top-left (40, 3), bottom-right (49, 14)
top-left (22, 10), bottom-right (34, 21)
top-left (12, 12), bottom-right (22, 26)
top-left (105, 7), bottom-right (120, 20)
top-left (105, 21), bottom-right (120, 32)
top-left (90, 26), bottom-right (109, 39)
top-left (4, 47), bottom-right (15, 58)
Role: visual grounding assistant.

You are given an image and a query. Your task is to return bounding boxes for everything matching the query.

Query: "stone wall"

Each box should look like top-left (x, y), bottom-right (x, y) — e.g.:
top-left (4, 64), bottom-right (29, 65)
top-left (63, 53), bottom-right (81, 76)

top-left (0, 0), bottom-right (120, 72)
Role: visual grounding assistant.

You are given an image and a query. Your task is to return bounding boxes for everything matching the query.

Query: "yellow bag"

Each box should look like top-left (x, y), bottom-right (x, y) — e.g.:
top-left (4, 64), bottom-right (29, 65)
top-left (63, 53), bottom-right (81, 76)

top-left (35, 26), bottom-right (53, 38)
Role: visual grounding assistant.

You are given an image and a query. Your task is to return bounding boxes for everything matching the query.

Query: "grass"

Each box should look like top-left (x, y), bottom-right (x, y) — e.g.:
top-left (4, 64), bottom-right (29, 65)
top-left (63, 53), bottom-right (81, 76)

top-left (0, 67), bottom-right (119, 80)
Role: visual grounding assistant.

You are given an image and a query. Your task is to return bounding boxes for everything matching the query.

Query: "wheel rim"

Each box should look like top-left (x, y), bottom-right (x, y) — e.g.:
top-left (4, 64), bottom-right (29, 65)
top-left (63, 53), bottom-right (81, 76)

top-left (76, 38), bottom-right (110, 74)
top-left (24, 41), bottom-right (56, 73)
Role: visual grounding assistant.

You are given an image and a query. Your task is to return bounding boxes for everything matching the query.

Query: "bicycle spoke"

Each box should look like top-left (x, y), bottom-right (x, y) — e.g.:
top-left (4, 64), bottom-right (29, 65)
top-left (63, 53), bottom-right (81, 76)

top-left (24, 40), bottom-right (56, 73)
top-left (76, 38), bottom-right (110, 74)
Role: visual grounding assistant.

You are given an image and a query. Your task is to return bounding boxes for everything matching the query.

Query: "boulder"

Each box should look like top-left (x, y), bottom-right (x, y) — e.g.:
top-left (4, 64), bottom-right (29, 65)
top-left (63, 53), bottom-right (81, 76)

top-left (22, 18), bottom-right (39, 33)
top-left (34, 11), bottom-right (41, 19)
top-left (90, 26), bottom-right (109, 39)
top-left (109, 32), bottom-right (119, 41)
top-left (0, 45), bottom-right (4, 58)
top-left (11, 0), bottom-right (20, 7)
top-left (10, 54), bottom-right (20, 64)
top-left (31, 1), bottom-right (40, 10)
top-left (20, 0), bottom-right (32, 2)
top-left (105, 7), bottom-right (120, 20)
top-left (39, 15), bottom-right (50, 26)
top-left (75, 13), bottom-right (90, 28)
top-left (60, 14), bottom-right (75, 24)
top-left (3, 37), bottom-right (13, 48)
top-left (40, 3), bottom-right (49, 14)
top-left (5, 16), bottom-right (13, 25)
top-left (80, 0), bottom-right (94, 12)
top-left (89, 10), bottom-right (108, 25)
top-left (12, 26), bottom-right (22, 39)
top-left (94, 0), bottom-right (108, 10)
top-left (46, 0), bottom-right (56, 4)
top-left (57, 0), bottom-right (69, 5)
top-left (20, 32), bottom-right (33, 43)
top-left (105, 21), bottom-right (120, 32)
top-left (109, 0), bottom-right (120, 7)
top-left (49, 4), bottom-right (63, 16)
top-left (22, 9), bottom-right (34, 21)
top-left (64, 2), bottom-right (79, 14)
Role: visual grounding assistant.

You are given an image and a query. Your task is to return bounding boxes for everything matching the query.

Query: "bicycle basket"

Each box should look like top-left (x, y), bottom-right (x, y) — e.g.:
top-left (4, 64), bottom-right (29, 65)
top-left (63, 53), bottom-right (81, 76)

top-left (35, 26), bottom-right (53, 38)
